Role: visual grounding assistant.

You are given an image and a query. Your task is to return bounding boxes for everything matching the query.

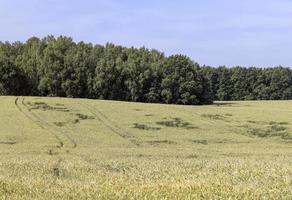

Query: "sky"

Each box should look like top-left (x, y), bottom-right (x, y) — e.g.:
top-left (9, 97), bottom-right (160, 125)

top-left (1, 0), bottom-right (292, 67)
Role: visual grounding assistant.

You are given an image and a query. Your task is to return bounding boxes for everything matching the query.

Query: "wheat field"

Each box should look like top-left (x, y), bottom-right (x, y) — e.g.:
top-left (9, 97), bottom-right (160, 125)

top-left (0, 96), bottom-right (291, 199)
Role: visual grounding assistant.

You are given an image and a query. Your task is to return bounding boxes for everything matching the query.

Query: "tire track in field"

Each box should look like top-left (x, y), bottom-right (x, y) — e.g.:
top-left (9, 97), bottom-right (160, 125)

top-left (15, 97), bottom-right (64, 148)
top-left (80, 101), bottom-right (140, 146)
top-left (15, 97), bottom-right (77, 148)
top-left (22, 97), bottom-right (77, 148)
top-left (15, 97), bottom-right (65, 179)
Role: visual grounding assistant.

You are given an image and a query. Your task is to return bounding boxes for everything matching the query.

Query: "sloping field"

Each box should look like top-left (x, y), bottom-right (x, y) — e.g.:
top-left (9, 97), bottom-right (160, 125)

top-left (0, 96), bottom-right (291, 199)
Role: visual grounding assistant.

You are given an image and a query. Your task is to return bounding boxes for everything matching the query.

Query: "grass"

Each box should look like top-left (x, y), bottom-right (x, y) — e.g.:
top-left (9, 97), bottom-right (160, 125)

top-left (0, 96), bottom-right (291, 199)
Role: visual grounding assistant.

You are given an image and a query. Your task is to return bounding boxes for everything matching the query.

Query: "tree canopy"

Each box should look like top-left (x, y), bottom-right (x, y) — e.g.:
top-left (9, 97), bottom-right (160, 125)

top-left (0, 36), bottom-right (212, 104)
top-left (0, 36), bottom-right (291, 104)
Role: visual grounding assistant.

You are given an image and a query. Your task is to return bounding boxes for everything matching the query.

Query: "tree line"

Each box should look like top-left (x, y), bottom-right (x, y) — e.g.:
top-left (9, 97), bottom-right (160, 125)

top-left (202, 66), bottom-right (292, 101)
top-left (0, 36), bottom-right (291, 104)
top-left (0, 36), bottom-right (212, 105)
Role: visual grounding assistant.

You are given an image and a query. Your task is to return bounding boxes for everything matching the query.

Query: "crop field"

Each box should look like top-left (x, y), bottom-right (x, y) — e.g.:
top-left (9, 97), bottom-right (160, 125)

top-left (0, 96), bottom-right (291, 199)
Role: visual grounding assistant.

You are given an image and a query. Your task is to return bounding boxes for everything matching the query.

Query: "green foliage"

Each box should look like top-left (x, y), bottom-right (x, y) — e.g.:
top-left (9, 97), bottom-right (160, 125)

top-left (0, 37), bottom-right (214, 104)
top-left (161, 55), bottom-right (210, 104)
top-left (1, 36), bottom-right (292, 103)
top-left (0, 43), bottom-right (29, 95)
top-left (202, 66), bottom-right (292, 100)
top-left (216, 67), bottom-right (233, 100)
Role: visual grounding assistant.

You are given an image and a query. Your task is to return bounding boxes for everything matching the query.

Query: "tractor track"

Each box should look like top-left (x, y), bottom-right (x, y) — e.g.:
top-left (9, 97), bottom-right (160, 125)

top-left (15, 97), bottom-right (77, 148)
top-left (80, 101), bottom-right (140, 146)
top-left (21, 97), bottom-right (77, 148)
top-left (15, 97), bottom-right (64, 148)
top-left (172, 106), bottom-right (245, 134)
top-left (15, 97), bottom-right (67, 179)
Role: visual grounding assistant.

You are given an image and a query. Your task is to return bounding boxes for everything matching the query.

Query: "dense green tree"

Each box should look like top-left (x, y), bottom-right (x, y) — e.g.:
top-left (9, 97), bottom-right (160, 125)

top-left (93, 44), bottom-right (128, 100)
top-left (201, 66), bottom-right (219, 100)
top-left (124, 47), bottom-right (164, 102)
top-left (0, 55), bottom-right (28, 95)
top-left (268, 67), bottom-right (292, 100)
top-left (38, 36), bottom-right (75, 96)
top-left (216, 67), bottom-right (233, 101)
top-left (15, 37), bottom-right (45, 95)
top-left (1, 36), bottom-right (291, 104)
top-left (0, 42), bottom-right (29, 95)
top-left (161, 55), bottom-right (211, 104)
top-left (61, 42), bottom-right (94, 97)
top-left (231, 67), bottom-right (250, 100)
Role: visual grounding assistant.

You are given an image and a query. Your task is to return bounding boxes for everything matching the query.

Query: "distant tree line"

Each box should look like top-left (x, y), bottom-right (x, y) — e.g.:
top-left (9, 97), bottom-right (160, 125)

top-left (202, 66), bottom-right (292, 100)
top-left (0, 36), bottom-right (291, 104)
top-left (0, 36), bottom-right (212, 105)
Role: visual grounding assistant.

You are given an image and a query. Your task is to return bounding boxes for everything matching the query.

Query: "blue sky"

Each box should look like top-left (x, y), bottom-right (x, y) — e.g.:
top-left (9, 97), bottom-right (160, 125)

top-left (1, 0), bottom-right (292, 67)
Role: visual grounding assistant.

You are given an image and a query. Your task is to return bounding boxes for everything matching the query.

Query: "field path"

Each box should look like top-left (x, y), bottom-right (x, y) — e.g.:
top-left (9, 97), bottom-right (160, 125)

top-left (15, 97), bottom-right (64, 148)
top-left (80, 101), bottom-right (140, 146)
top-left (15, 97), bottom-right (77, 148)
top-left (15, 97), bottom-right (69, 180)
